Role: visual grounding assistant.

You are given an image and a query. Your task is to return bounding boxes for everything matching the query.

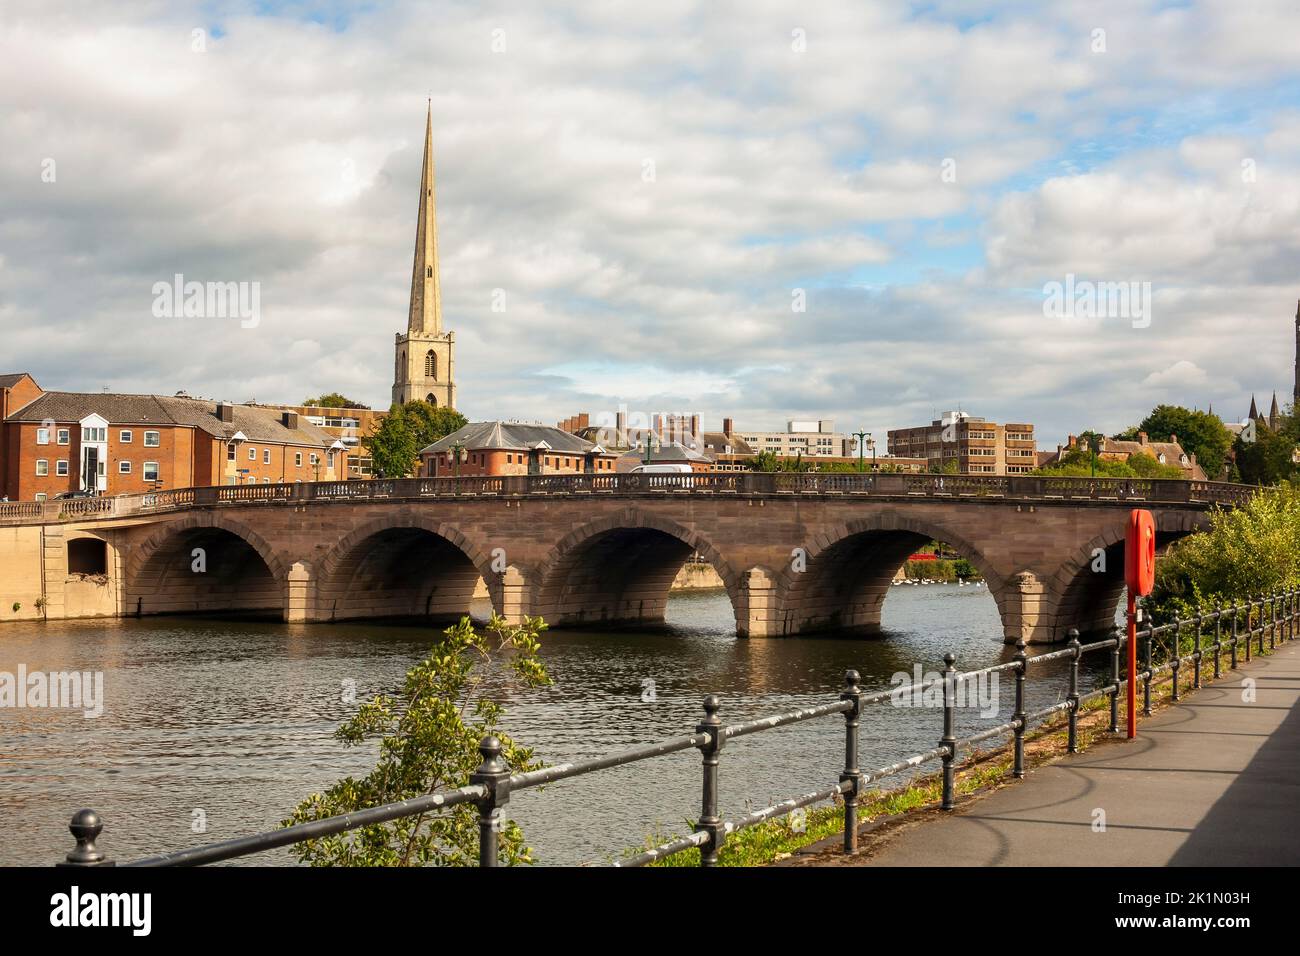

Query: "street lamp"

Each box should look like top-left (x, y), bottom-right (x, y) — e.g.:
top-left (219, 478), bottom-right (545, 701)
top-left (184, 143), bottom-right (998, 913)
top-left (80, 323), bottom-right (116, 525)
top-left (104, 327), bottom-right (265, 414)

top-left (853, 430), bottom-right (869, 473)
top-left (450, 440), bottom-right (465, 478)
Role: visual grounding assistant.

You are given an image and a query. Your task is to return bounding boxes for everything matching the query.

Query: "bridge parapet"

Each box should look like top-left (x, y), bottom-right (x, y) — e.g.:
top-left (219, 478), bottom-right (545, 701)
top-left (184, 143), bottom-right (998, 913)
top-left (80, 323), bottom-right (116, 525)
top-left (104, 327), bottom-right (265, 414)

top-left (0, 474), bottom-right (1258, 527)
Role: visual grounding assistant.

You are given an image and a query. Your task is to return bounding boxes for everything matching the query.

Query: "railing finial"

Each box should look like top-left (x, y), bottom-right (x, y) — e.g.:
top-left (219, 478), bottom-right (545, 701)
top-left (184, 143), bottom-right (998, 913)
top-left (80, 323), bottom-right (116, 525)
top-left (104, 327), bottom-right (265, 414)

top-left (61, 809), bottom-right (111, 866)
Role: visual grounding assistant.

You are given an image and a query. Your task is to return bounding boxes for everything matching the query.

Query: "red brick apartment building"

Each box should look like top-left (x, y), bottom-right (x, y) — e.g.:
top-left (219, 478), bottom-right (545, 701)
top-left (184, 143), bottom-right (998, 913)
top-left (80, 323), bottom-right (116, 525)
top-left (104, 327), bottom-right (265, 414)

top-left (0, 375), bottom-right (347, 500)
top-left (421, 422), bottom-right (619, 476)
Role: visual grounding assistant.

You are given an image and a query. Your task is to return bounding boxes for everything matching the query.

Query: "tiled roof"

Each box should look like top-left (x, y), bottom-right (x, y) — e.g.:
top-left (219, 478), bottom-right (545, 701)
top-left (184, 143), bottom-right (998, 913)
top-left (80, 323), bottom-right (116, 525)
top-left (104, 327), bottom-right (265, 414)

top-left (699, 432), bottom-right (754, 457)
top-left (0, 372), bottom-right (36, 389)
top-left (7, 392), bottom-right (335, 447)
top-left (617, 440), bottom-right (712, 465)
top-left (421, 421), bottom-right (601, 455)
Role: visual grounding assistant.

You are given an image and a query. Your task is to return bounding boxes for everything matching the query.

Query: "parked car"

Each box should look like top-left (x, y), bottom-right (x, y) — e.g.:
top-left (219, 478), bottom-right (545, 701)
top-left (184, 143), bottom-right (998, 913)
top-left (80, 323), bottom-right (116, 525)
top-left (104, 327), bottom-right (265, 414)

top-left (53, 490), bottom-right (96, 500)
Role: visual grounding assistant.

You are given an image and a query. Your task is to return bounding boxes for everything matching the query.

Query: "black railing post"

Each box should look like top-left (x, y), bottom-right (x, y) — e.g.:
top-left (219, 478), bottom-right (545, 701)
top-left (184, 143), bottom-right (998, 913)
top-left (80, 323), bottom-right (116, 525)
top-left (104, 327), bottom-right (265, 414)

top-left (1245, 595), bottom-right (1254, 662)
top-left (58, 809), bottom-right (114, 867)
top-left (1212, 608), bottom-right (1222, 679)
top-left (695, 695), bottom-right (725, 866)
top-left (1170, 618), bottom-right (1181, 703)
top-left (1230, 601), bottom-right (1239, 669)
top-left (1013, 639), bottom-right (1028, 777)
top-left (940, 653), bottom-right (957, 810)
top-left (1253, 590), bottom-right (1263, 658)
top-left (1066, 629), bottom-right (1081, 753)
top-left (1192, 612), bottom-right (1203, 689)
top-left (1108, 630), bottom-right (1121, 734)
top-left (840, 670), bottom-right (863, 855)
top-left (1142, 624), bottom-right (1152, 717)
top-left (1269, 591), bottom-right (1278, 651)
top-left (469, 736), bottom-right (512, 868)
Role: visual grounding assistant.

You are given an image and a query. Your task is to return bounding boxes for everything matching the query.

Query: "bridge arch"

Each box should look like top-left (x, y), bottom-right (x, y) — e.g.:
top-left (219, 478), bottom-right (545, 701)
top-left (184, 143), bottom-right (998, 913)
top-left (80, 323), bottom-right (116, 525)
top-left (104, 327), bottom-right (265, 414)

top-left (531, 509), bottom-right (743, 631)
top-left (771, 511), bottom-right (1006, 638)
top-left (1047, 510), bottom-right (1209, 639)
top-left (314, 515), bottom-right (500, 623)
top-left (124, 513), bottom-right (286, 618)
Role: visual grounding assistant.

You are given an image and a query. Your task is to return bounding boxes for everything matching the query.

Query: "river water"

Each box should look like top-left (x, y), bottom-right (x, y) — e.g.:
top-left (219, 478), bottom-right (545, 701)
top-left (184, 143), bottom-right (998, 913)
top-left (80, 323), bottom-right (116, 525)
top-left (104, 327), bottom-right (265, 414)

top-left (0, 584), bottom-right (1106, 866)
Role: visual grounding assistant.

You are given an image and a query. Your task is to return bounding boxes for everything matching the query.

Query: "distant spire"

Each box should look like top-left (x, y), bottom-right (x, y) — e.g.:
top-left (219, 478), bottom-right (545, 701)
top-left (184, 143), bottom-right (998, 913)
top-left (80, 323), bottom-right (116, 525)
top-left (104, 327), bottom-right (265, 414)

top-left (1270, 391), bottom-right (1281, 430)
top-left (1249, 394), bottom-right (1259, 421)
top-left (407, 100), bottom-right (442, 334)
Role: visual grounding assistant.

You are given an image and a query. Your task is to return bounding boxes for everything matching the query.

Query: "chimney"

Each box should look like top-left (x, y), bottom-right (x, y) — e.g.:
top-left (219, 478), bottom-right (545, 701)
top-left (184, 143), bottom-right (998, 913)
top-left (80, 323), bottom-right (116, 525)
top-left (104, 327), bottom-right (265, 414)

top-left (1138, 431), bottom-right (1148, 446)
top-left (1169, 432), bottom-right (1177, 446)
top-left (217, 403), bottom-right (235, 423)
top-left (282, 411), bottom-right (299, 430)
top-left (691, 414), bottom-right (701, 439)
top-left (722, 417), bottom-right (734, 436)
top-left (1067, 434), bottom-right (1078, 448)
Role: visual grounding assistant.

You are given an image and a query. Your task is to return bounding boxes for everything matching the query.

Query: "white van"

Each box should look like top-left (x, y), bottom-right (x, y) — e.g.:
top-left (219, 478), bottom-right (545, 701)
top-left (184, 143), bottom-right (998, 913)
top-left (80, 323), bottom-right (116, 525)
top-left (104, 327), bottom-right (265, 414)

top-left (629, 463), bottom-right (694, 488)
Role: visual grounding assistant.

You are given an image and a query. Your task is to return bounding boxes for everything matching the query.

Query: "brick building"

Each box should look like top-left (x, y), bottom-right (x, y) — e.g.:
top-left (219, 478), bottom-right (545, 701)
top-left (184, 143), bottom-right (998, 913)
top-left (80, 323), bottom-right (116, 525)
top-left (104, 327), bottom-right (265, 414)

top-left (421, 422), bottom-right (619, 477)
top-left (1, 383), bottom-right (346, 500)
top-left (887, 413), bottom-right (1036, 475)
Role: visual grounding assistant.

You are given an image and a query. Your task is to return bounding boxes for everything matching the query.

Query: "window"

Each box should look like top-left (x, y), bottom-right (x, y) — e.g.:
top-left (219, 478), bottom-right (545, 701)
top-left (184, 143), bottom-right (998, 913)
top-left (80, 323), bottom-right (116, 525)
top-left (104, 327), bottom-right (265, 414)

top-left (143, 462), bottom-right (159, 481)
top-left (35, 459), bottom-right (49, 476)
top-left (36, 428), bottom-right (50, 445)
top-left (119, 461), bottom-right (132, 474)
top-left (120, 430), bottom-right (132, 443)
top-left (309, 453), bottom-right (318, 466)
top-left (227, 443), bottom-right (236, 461)
top-left (82, 427), bottom-right (106, 442)
top-left (425, 350), bottom-right (437, 378)
top-left (262, 477), bottom-right (270, 483)
top-left (57, 429), bottom-right (70, 445)
top-left (56, 460), bottom-right (69, 476)
top-left (295, 452), bottom-right (302, 466)
top-left (35, 493), bottom-right (47, 502)
top-left (144, 431), bottom-right (160, 447)
top-left (263, 449), bottom-right (271, 465)
top-left (327, 451), bottom-right (335, 467)
top-left (249, 447), bottom-right (257, 461)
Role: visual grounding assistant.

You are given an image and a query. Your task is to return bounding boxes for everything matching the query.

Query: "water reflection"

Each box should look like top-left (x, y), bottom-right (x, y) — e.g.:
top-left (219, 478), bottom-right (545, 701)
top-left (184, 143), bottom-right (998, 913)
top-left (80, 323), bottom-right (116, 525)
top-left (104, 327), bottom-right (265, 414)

top-left (0, 584), bottom-right (1095, 866)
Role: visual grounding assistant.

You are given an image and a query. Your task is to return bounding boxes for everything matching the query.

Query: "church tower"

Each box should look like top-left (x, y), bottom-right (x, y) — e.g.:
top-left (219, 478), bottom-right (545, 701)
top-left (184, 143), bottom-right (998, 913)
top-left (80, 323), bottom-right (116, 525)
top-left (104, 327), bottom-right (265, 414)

top-left (392, 102), bottom-right (456, 409)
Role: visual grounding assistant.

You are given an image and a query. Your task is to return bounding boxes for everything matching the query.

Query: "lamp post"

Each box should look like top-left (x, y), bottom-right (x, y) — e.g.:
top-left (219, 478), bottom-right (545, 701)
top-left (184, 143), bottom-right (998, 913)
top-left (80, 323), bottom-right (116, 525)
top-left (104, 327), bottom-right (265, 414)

top-left (450, 440), bottom-right (465, 478)
top-left (1088, 433), bottom-right (1101, 478)
top-left (852, 430), bottom-right (869, 473)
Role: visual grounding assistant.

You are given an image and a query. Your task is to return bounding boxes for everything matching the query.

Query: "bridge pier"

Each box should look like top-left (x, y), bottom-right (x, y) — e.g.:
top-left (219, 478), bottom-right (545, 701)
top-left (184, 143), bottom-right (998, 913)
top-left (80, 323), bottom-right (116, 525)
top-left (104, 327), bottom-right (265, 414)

top-left (285, 561), bottom-right (314, 623)
top-left (738, 566), bottom-right (779, 637)
top-left (999, 571), bottom-right (1055, 644)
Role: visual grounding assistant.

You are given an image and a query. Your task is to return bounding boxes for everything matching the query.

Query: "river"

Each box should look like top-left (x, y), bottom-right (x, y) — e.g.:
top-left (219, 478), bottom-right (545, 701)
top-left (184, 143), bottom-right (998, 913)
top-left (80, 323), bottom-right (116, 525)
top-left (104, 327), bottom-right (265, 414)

top-left (0, 583), bottom-right (1106, 866)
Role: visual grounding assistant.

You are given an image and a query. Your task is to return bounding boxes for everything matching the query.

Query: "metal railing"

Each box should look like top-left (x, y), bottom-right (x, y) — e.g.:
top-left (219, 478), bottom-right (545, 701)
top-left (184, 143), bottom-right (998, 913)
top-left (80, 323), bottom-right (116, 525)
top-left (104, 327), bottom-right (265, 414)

top-left (57, 588), bottom-right (1300, 868)
top-left (4, 474), bottom-right (1262, 527)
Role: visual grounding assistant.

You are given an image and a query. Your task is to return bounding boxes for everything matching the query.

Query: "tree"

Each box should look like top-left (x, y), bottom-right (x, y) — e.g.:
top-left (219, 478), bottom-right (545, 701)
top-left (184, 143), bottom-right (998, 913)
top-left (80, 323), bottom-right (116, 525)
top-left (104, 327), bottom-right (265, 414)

top-left (303, 393), bottom-right (370, 410)
top-left (1119, 405), bottom-right (1234, 479)
top-left (749, 450), bottom-right (781, 472)
top-left (283, 616), bottom-right (551, 866)
top-left (1234, 412), bottom-right (1300, 485)
top-left (363, 401), bottom-right (468, 478)
top-left (1147, 484), bottom-right (1300, 623)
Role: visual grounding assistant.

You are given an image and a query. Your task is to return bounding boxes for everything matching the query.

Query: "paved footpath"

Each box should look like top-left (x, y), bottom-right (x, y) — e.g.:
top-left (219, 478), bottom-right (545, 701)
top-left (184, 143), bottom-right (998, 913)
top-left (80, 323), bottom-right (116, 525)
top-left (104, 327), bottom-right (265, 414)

top-left (856, 643), bottom-right (1300, 866)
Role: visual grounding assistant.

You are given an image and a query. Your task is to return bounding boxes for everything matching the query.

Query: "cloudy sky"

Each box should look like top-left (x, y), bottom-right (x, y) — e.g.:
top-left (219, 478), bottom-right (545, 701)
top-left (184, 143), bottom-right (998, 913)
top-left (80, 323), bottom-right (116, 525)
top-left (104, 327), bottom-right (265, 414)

top-left (4, 0), bottom-right (1300, 448)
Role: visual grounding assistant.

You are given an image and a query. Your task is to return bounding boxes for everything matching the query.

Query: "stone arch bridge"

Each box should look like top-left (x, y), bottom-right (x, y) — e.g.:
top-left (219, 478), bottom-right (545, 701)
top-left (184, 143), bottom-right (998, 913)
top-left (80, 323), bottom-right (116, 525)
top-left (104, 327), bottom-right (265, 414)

top-left (0, 473), bottom-right (1251, 644)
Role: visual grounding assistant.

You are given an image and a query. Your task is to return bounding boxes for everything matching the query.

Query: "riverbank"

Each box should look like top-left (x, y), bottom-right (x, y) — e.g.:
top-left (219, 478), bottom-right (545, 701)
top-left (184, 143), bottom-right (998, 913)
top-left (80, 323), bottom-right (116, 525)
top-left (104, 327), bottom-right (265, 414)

top-left (633, 620), bottom-right (1290, 868)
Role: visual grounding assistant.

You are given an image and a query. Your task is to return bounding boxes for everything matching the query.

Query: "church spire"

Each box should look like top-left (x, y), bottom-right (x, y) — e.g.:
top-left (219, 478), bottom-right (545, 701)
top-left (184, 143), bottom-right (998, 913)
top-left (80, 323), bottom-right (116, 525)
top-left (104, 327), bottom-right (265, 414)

top-left (1248, 394), bottom-right (1259, 421)
top-left (408, 100), bottom-right (442, 335)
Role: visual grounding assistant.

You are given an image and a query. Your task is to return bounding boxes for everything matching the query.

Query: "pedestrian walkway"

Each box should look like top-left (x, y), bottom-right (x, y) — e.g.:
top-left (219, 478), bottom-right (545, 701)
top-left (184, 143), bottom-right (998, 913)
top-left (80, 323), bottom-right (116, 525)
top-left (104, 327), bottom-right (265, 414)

top-left (855, 644), bottom-right (1300, 866)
